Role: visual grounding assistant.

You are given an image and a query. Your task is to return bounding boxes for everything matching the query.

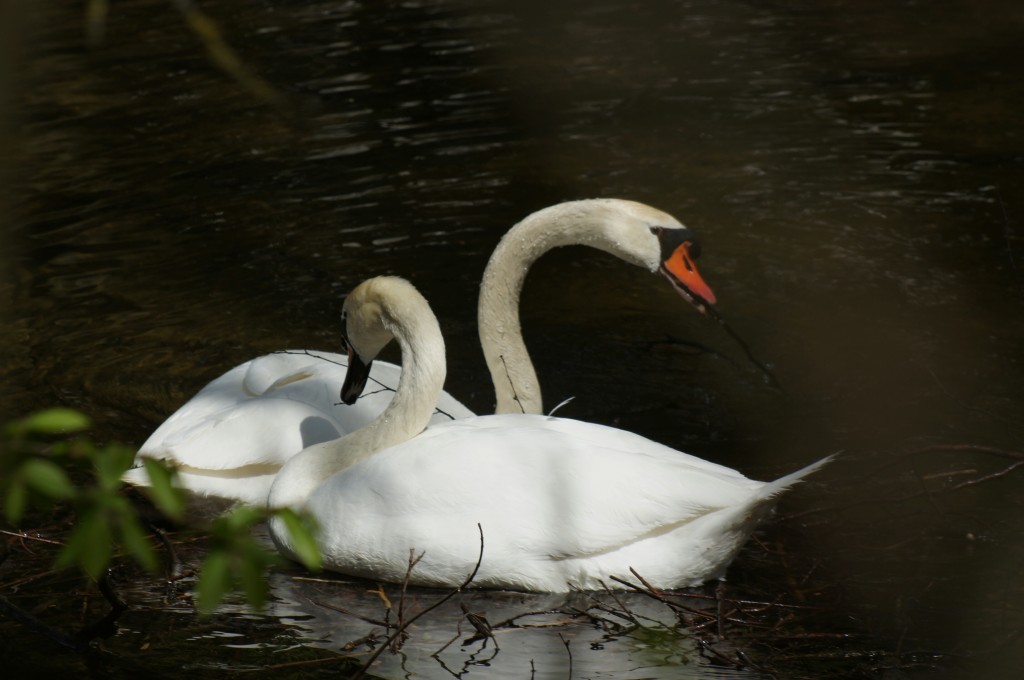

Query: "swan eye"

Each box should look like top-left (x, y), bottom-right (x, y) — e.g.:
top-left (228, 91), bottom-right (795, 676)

top-left (651, 225), bottom-right (701, 263)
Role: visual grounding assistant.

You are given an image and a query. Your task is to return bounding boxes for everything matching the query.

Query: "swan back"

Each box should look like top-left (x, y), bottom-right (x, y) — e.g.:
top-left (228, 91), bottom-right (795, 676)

top-left (302, 414), bottom-right (830, 591)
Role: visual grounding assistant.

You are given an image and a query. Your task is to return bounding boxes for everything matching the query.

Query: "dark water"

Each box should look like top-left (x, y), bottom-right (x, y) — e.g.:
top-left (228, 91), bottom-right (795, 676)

top-left (3, 0), bottom-right (1024, 677)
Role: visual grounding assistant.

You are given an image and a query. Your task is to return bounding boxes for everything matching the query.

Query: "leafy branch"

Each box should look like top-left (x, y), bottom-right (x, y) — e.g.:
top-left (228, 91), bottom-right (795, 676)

top-left (2, 408), bottom-right (180, 580)
top-left (85, 0), bottom-right (289, 113)
top-left (1, 408), bottom-right (320, 619)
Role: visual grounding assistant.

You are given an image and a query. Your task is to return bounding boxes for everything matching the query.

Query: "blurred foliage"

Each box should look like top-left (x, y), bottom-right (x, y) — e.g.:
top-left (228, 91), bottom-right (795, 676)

top-left (1, 407), bottom-right (178, 579)
top-left (198, 505), bottom-right (321, 613)
top-left (85, 0), bottom-right (288, 112)
top-left (1, 408), bottom-right (320, 616)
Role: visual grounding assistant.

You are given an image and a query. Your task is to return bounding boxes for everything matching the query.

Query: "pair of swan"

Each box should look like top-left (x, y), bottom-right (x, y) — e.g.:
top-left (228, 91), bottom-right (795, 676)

top-left (267, 276), bottom-right (829, 592)
top-left (125, 199), bottom-right (717, 504)
top-left (126, 198), bottom-right (828, 590)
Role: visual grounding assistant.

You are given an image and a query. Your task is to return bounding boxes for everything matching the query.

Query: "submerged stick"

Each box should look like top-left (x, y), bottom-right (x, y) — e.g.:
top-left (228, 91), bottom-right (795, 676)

top-left (352, 524), bottom-right (486, 680)
top-left (702, 304), bottom-right (783, 391)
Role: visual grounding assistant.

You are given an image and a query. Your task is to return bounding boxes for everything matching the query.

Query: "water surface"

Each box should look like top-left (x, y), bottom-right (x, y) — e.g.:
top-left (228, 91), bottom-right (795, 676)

top-left (3, 0), bottom-right (1024, 677)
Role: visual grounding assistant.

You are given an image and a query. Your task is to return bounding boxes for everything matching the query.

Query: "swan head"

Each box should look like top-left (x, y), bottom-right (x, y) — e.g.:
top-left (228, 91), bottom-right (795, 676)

top-left (557, 199), bottom-right (717, 313)
top-left (337, 277), bottom-right (416, 404)
top-left (484, 199), bottom-right (716, 315)
top-left (650, 223), bottom-right (717, 313)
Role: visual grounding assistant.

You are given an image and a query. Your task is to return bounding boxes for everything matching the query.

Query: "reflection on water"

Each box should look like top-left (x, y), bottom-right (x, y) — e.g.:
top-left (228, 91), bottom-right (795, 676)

top-left (268, 571), bottom-right (713, 680)
top-left (3, 0), bottom-right (1024, 677)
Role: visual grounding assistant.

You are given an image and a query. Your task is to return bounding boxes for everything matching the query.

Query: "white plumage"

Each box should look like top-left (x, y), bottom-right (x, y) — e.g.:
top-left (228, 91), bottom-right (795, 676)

top-left (268, 277), bottom-right (829, 592)
top-left (126, 199), bottom-right (718, 507)
top-left (124, 352), bottom-right (471, 505)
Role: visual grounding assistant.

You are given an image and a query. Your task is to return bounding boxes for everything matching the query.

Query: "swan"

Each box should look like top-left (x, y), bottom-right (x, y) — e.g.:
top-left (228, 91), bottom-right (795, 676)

top-left (268, 276), bottom-right (829, 592)
top-left (125, 199), bottom-right (716, 506)
top-left (123, 354), bottom-right (474, 505)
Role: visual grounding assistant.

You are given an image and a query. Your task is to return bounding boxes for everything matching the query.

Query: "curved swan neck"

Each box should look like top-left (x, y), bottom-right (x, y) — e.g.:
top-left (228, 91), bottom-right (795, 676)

top-left (268, 285), bottom-right (446, 510)
top-left (478, 199), bottom-right (662, 415)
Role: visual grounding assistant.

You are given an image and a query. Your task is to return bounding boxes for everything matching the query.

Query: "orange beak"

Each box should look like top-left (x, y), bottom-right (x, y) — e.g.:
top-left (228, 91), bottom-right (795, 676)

top-left (660, 242), bottom-right (716, 309)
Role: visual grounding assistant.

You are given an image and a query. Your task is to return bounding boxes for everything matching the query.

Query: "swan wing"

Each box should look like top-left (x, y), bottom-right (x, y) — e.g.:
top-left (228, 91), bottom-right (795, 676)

top-left (309, 415), bottom-right (763, 567)
top-left (136, 351), bottom-right (473, 471)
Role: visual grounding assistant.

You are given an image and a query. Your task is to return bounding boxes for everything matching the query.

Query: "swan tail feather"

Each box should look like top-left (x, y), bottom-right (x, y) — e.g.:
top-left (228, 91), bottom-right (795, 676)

top-left (755, 453), bottom-right (834, 503)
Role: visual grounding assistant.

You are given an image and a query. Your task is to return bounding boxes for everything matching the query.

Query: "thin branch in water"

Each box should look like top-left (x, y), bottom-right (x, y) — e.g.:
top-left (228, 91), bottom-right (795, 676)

top-left (0, 595), bottom-right (84, 652)
top-left (907, 443), bottom-right (1024, 461)
top-left (431, 615), bottom-right (464, 658)
top-left (0, 529), bottom-right (64, 547)
top-left (310, 599), bottom-right (395, 629)
top-left (715, 581), bottom-right (728, 640)
top-left (393, 549), bottom-right (426, 653)
top-left (151, 525), bottom-right (185, 580)
top-left (594, 581), bottom-right (640, 626)
top-left (608, 571), bottom-right (715, 626)
top-left (949, 460), bottom-right (1024, 490)
top-left (373, 584), bottom-right (393, 613)
top-left (784, 444), bottom-right (1024, 521)
top-left (703, 305), bottom-right (784, 391)
top-left (559, 633), bottom-right (573, 679)
top-left (352, 524), bottom-right (486, 680)
top-left (341, 631), bottom-right (384, 652)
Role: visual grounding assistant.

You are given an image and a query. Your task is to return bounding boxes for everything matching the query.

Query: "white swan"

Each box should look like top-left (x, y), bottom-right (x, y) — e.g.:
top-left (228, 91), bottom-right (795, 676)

top-left (125, 199), bottom-right (716, 506)
top-left (268, 277), bottom-right (829, 592)
top-left (123, 353), bottom-right (474, 505)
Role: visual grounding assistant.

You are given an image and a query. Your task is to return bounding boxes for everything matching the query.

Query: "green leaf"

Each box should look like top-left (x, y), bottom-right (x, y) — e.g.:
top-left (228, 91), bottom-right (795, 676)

top-left (237, 557), bottom-right (267, 611)
top-left (56, 511), bottom-right (113, 580)
top-left (21, 459), bottom-right (77, 501)
top-left (4, 478), bottom-right (27, 525)
top-left (20, 408), bottom-right (91, 435)
top-left (275, 509), bottom-right (321, 572)
top-left (196, 551), bottom-right (230, 615)
top-left (119, 514), bottom-right (158, 573)
top-left (140, 459), bottom-right (185, 521)
top-left (94, 444), bottom-right (136, 493)
top-left (221, 504), bottom-right (265, 533)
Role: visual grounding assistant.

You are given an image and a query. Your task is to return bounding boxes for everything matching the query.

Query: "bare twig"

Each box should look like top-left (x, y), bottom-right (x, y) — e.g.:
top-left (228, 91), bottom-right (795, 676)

top-left (431, 616), bottom-right (464, 658)
top-left (352, 524), bottom-right (486, 680)
top-left (786, 444), bottom-right (1024, 520)
top-left (949, 460), bottom-right (1024, 490)
top-left (906, 443), bottom-right (1024, 461)
top-left (559, 633), bottom-right (573, 679)
top-left (0, 595), bottom-right (83, 651)
top-left (272, 350), bottom-right (460, 421)
top-left (702, 306), bottom-right (784, 391)
top-left (608, 572), bottom-right (715, 625)
top-left (499, 355), bottom-right (525, 414)
top-left (0, 529), bottom-right (64, 546)
top-left (341, 631), bottom-right (384, 652)
top-left (396, 549), bottom-right (425, 648)
top-left (310, 599), bottom-right (395, 628)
